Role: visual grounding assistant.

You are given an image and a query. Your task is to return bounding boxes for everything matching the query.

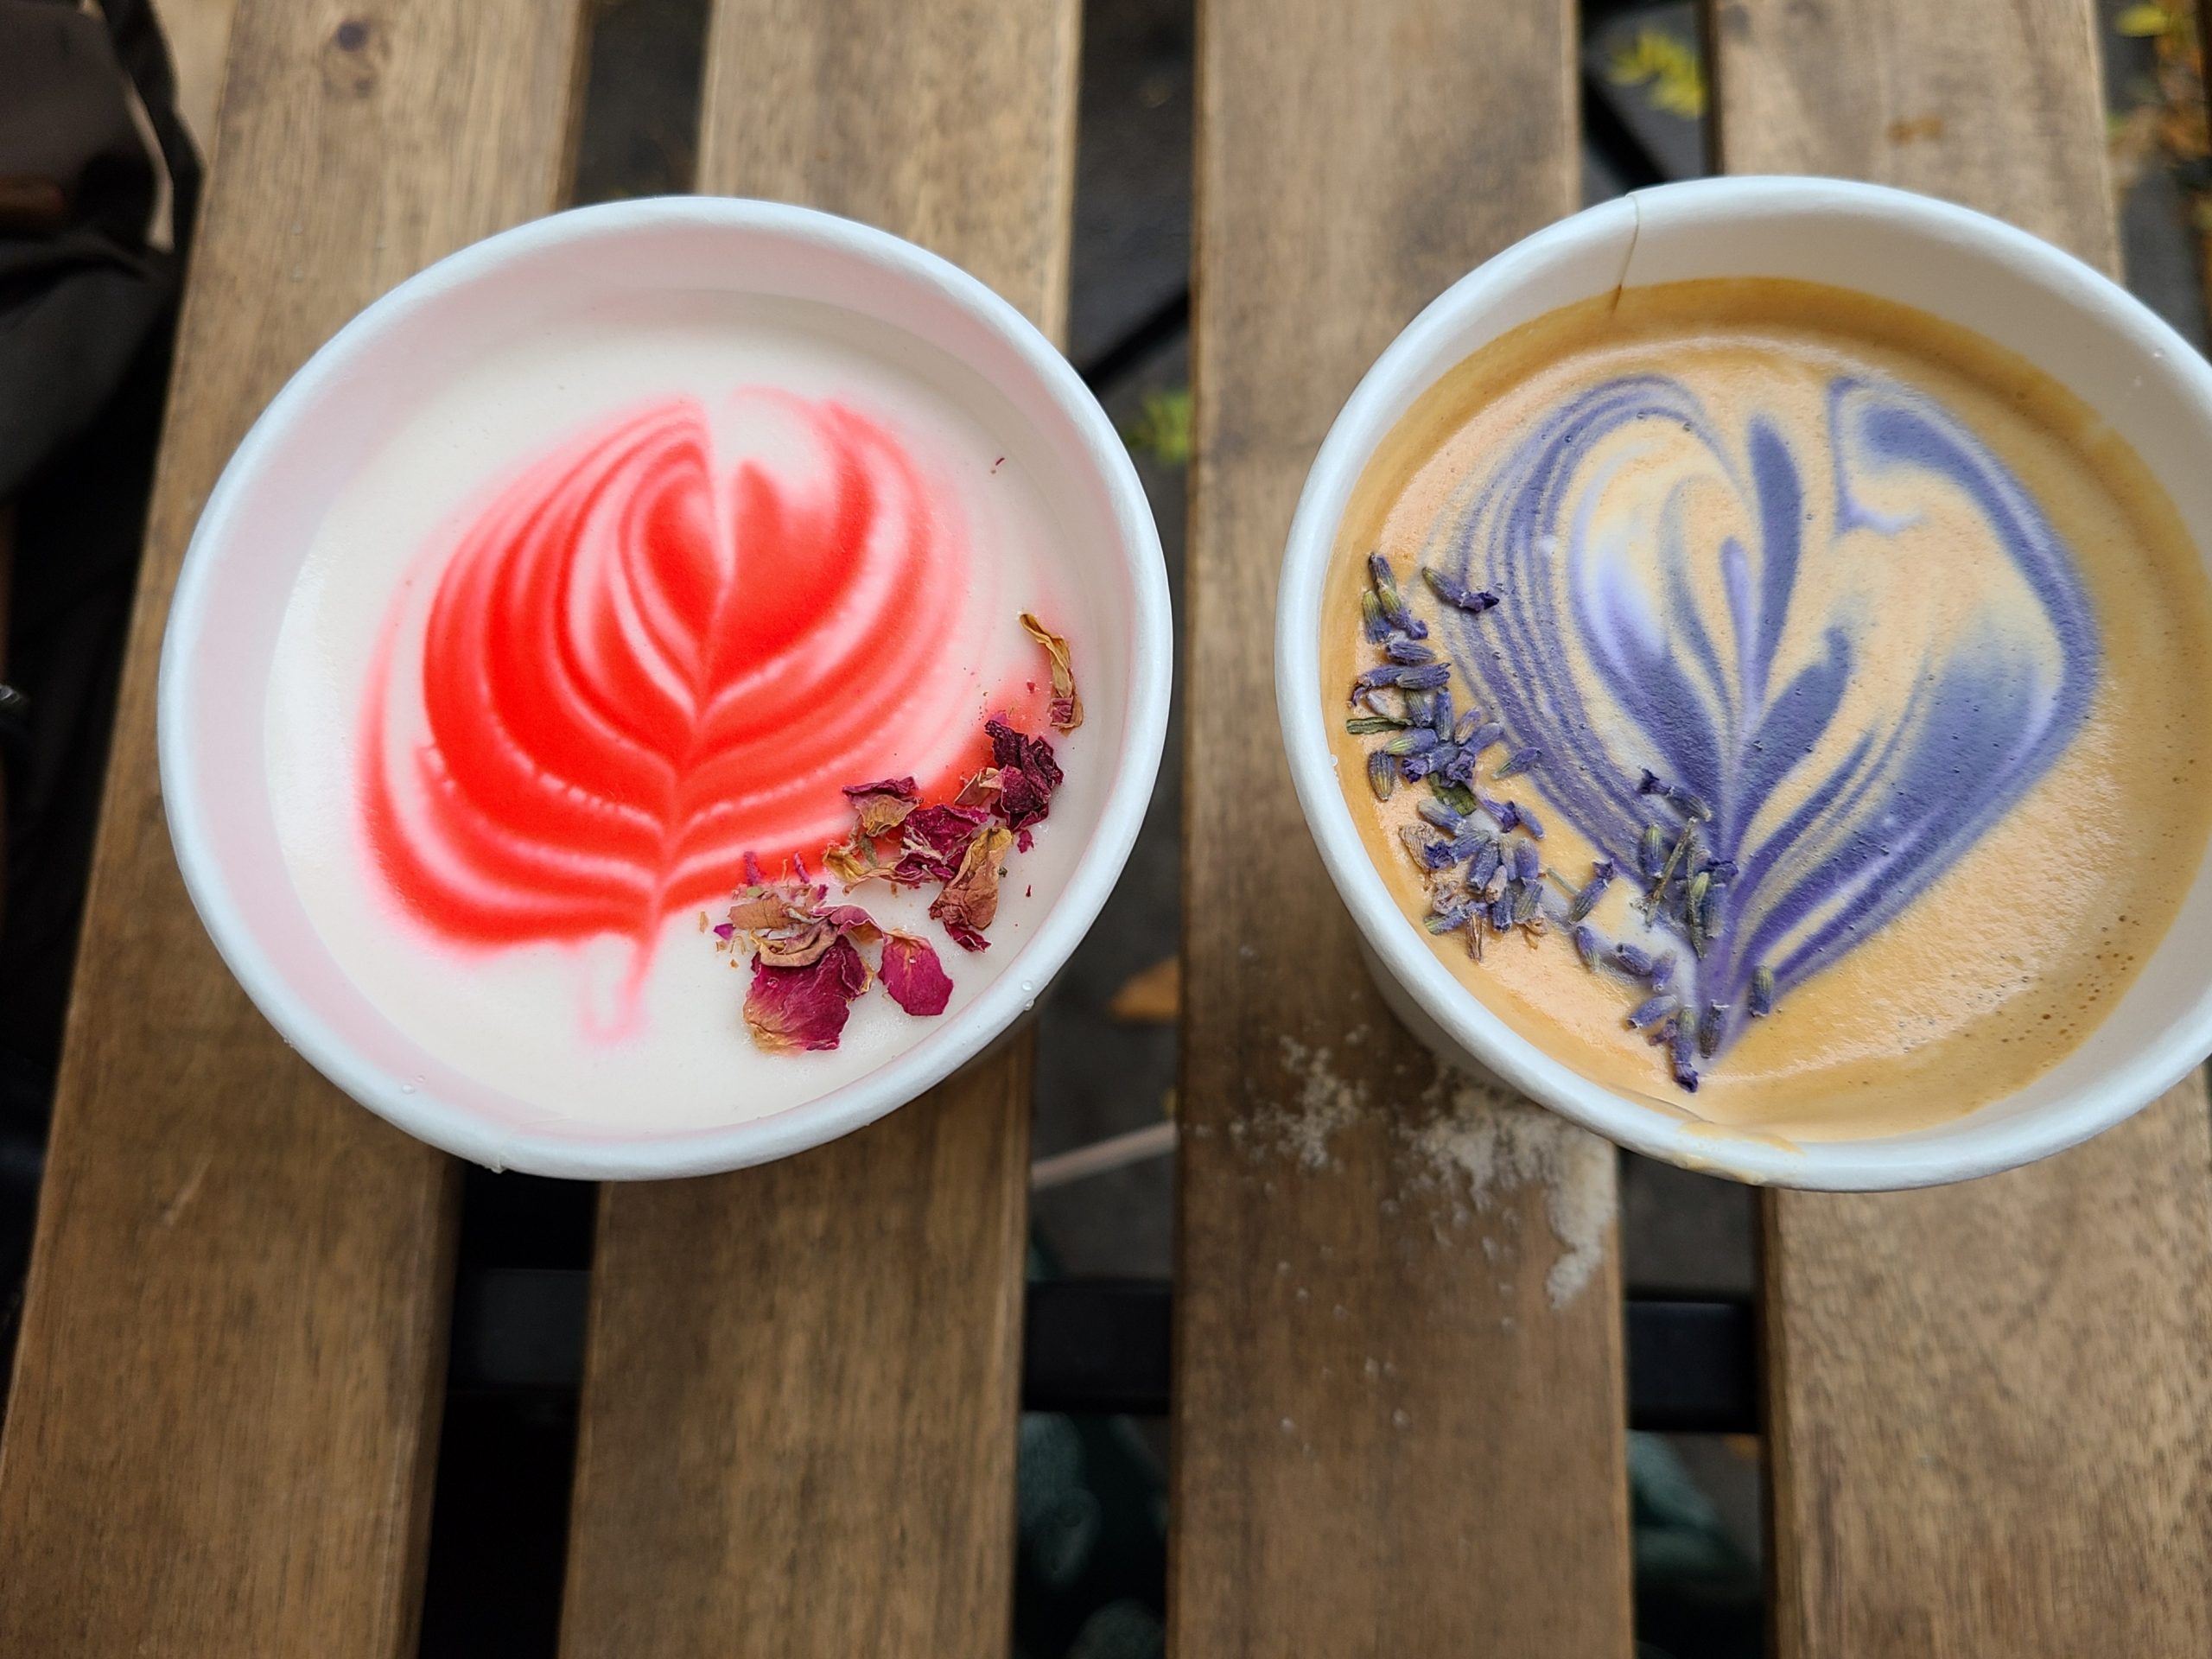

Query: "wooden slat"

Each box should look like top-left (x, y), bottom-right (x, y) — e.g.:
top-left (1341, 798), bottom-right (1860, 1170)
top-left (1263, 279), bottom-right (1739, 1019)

top-left (556, 5), bottom-right (1078, 1656)
top-left (0, 3), bottom-right (588, 1654)
top-left (1170, 3), bottom-right (1633, 1654)
top-left (157, 0), bottom-right (242, 159)
top-left (1713, 3), bottom-right (2212, 1652)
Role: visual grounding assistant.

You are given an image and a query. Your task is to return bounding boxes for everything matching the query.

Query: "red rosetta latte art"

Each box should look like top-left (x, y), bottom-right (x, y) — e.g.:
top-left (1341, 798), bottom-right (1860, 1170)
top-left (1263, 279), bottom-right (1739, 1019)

top-left (359, 393), bottom-right (988, 987)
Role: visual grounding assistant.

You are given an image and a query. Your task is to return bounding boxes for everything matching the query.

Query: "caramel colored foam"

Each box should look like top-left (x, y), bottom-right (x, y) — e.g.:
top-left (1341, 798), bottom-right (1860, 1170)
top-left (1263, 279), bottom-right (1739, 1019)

top-left (1322, 279), bottom-right (2212, 1140)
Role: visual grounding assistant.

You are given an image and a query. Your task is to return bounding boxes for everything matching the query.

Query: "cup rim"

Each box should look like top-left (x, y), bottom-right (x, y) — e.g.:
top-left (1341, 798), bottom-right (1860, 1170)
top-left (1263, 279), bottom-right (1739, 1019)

top-left (159, 194), bottom-right (1173, 1179)
top-left (1274, 175), bottom-right (2212, 1191)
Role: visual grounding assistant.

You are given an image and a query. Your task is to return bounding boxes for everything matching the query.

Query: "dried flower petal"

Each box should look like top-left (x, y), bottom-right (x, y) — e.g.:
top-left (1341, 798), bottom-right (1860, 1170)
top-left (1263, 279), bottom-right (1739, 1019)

top-left (986, 717), bottom-right (1064, 832)
top-left (1467, 841), bottom-right (1502, 888)
top-left (1492, 745), bottom-right (1542, 780)
top-left (895, 802), bottom-right (992, 883)
top-left (1648, 951), bottom-right (1677, 992)
top-left (842, 775), bottom-right (920, 837)
top-left (1488, 896), bottom-right (1515, 932)
top-left (1615, 943), bottom-right (1656, 978)
top-left (1462, 721), bottom-right (1505, 755)
top-left (1385, 637), bottom-right (1435, 665)
top-left (1511, 840), bottom-right (1541, 882)
top-left (1514, 802), bottom-right (1545, 840)
top-left (930, 824), bottom-right (1015, 950)
top-left (1391, 663), bottom-right (1450, 691)
top-left (1019, 613), bottom-right (1084, 731)
top-left (881, 930), bottom-right (954, 1015)
top-left (1573, 923), bottom-right (1600, 968)
top-left (744, 936), bottom-right (869, 1053)
top-left (1627, 993), bottom-right (1678, 1030)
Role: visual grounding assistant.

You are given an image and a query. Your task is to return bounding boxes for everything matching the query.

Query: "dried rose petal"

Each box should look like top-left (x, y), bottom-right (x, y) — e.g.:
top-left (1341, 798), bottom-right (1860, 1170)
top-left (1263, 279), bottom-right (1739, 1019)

top-left (984, 717), bottom-right (1062, 833)
top-left (930, 823), bottom-right (1014, 950)
top-left (842, 775), bottom-right (920, 837)
top-left (743, 935), bottom-right (868, 1053)
top-left (823, 836), bottom-right (876, 887)
top-left (880, 930), bottom-right (954, 1015)
top-left (894, 802), bottom-right (991, 883)
top-left (1019, 612), bottom-right (1084, 733)
top-left (938, 920), bottom-right (988, 953)
top-left (954, 767), bottom-right (1004, 809)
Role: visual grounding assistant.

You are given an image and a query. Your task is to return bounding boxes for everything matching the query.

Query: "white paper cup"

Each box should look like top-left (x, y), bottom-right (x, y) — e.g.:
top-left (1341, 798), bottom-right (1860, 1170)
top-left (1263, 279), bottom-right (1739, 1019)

top-left (1277, 177), bottom-right (2212, 1190)
top-left (161, 198), bottom-right (1172, 1179)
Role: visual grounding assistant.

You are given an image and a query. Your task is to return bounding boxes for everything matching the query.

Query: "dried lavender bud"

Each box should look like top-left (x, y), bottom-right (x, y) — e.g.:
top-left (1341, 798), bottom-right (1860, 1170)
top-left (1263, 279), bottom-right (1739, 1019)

top-left (1684, 871), bottom-right (1713, 953)
top-left (1514, 802), bottom-right (1545, 840)
top-left (1421, 567), bottom-right (1501, 613)
top-left (1345, 715), bottom-right (1402, 735)
top-left (1638, 823), bottom-right (1668, 878)
top-left (1428, 743), bottom-right (1461, 774)
top-left (1493, 745), bottom-right (1542, 780)
top-left (1353, 665), bottom-right (1402, 696)
top-left (1403, 689), bottom-right (1435, 725)
top-left (1429, 684), bottom-right (1455, 736)
top-left (1400, 827), bottom-right (1455, 873)
top-left (1429, 779), bottom-right (1478, 817)
top-left (1478, 792), bottom-right (1520, 834)
top-left (1447, 830), bottom-right (1491, 863)
top-left (1512, 840), bottom-right (1541, 882)
top-left (1393, 663), bottom-right (1450, 691)
top-left (1384, 728), bottom-right (1438, 756)
top-left (1385, 637), bottom-right (1435, 665)
top-left (1650, 821), bottom-right (1699, 898)
top-left (1462, 721), bottom-right (1505, 755)
top-left (1591, 858), bottom-right (1616, 881)
top-left (1750, 967), bottom-right (1777, 1017)
top-left (1573, 924), bottom-right (1600, 968)
top-left (1648, 951), bottom-right (1677, 992)
top-left (1670, 1015), bottom-right (1700, 1090)
top-left (1614, 943), bottom-right (1656, 978)
top-left (1452, 710), bottom-right (1484, 746)
top-left (1511, 879), bottom-right (1541, 924)
top-left (1482, 862), bottom-right (1510, 899)
top-left (1645, 1013), bottom-right (1679, 1047)
top-left (1568, 871), bottom-right (1611, 923)
top-left (1440, 748), bottom-right (1477, 787)
top-left (1401, 751), bottom-right (1440, 780)
top-left (1367, 552), bottom-right (1427, 638)
top-left (1359, 589), bottom-right (1391, 644)
top-left (1359, 688), bottom-right (1404, 721)
top-left (1672, 1062), bottom-right (1700, 1093)
top-left (1698, 1002), bottom-right (1726, 1058)
top-left (1627, 994), bottom-right (1679, 1030)
top-left (1696, 886), bottom-right (1723, 942)
top-left (1488, 896), bottom-right (1515, 933)
top-left (1366, 751), bottom-right (1395, 802)
top-left (1416, 798), bottom-right (1465, 832)
top-left (1425, 901), bottom-right (1474, 935)
top-left (1638, 769), bottom-right (1666, 796)
top-left (1468, 842), bottom-right (1503, 888)
top-left (1669, 786), bottom-right (1713, 823)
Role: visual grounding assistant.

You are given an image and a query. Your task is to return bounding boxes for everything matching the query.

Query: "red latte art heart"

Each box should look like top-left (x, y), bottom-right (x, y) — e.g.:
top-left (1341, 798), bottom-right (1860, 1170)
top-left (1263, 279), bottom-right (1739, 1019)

top-left (360, 392), bottom-right (993, 962)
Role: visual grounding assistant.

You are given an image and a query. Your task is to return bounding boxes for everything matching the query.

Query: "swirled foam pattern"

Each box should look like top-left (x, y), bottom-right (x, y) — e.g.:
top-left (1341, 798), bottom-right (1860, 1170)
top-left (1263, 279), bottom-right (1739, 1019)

top-left (1422, 371), bottom-right (2097, 1059)
top-left (1327, 282), bottom-right (2212, 1137)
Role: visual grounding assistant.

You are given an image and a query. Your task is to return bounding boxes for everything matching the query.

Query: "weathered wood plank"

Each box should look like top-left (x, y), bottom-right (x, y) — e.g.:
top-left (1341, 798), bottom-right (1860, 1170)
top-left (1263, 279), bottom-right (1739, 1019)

top-left (1170, 3), bottom-right (1634, 1655)
top-left (1713, 2), bottom-right (2212, 1651)
top-left (0, 4), bottom-right (589, 1654)
top-left (556, 5), bottom-right (1078, 1655)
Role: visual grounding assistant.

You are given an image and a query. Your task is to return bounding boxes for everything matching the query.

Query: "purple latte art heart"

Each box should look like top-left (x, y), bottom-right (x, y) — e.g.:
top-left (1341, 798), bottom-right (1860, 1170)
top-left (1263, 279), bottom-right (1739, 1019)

top-left (1415, 370), bottom-right (2100, 1061)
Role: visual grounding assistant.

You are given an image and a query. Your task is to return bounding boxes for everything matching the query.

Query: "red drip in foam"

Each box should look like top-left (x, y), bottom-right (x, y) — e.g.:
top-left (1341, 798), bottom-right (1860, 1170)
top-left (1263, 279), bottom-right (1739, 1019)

top-left (360, 393), bottom-right (995, 968)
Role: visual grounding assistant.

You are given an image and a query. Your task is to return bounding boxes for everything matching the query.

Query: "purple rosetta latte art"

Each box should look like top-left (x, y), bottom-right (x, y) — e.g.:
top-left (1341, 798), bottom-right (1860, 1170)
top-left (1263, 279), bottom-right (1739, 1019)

top-left (1418, 371), bottom-right (2100, 1065)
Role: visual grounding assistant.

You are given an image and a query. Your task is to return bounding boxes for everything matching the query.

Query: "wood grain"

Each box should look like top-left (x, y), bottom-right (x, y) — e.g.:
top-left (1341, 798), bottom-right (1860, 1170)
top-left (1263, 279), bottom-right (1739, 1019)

top-left (156, 0), bottom-right (243, 160)
top-left (1171, 3), bottom-right (1633, 1655)
top-left (0, 3), bottom-right (588, 1654)
top-left (1713, 2), bottom-right (2212, 1652)
top-left (556, 5), bottom-right (1078, 1655)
